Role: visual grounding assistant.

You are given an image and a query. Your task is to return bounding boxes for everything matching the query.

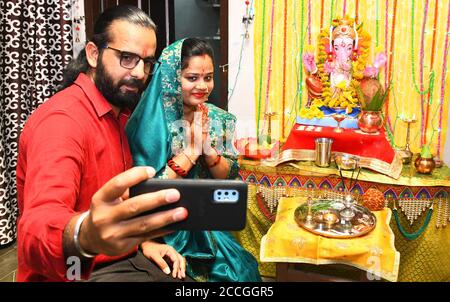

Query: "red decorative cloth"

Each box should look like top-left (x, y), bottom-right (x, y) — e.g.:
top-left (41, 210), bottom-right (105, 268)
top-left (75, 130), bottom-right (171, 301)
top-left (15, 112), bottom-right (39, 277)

top-left (279, 124), bottom-right (402, 179)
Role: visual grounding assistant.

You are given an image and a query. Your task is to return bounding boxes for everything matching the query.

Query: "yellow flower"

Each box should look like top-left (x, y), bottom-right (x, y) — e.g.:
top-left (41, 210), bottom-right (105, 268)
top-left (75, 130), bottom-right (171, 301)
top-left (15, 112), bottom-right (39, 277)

top-left (335, 81), bottom-right (348, 90)
top-left (328, 99), bottom-right (337, 108)
top-left (322, 91), bottom-right (332, 98)
top-left (343, 91), bottom-right (354, 102)
top-left (346, 106), bottom-right (354, 114)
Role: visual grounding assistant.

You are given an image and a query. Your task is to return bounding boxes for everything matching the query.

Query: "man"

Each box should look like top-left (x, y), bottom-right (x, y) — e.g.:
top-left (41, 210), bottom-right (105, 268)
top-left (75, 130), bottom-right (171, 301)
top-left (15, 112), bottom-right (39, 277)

top-left (16, 5), bottom-right (190, 282)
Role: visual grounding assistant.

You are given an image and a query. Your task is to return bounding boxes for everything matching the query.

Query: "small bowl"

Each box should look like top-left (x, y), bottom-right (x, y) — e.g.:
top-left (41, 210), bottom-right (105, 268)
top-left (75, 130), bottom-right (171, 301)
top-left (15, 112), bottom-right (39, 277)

top-left (314, 210), bottom-right (339, 225)
top-left (323, 212), bottom-right (339, 225)
top-left (334, 154), bottom-right (359, 170)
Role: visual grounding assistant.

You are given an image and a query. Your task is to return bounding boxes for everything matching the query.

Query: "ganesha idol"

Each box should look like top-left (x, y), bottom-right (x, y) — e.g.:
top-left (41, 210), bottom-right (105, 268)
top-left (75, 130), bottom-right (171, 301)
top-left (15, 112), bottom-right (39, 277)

top-left (298, 17), bottom-right (387, 129)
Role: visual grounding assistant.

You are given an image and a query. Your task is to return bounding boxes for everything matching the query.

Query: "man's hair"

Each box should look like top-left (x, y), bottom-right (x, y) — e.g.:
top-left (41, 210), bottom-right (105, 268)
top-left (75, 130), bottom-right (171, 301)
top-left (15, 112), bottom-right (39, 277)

top-left (181, 38), bottom-right (215, 70)
top-left (58, 5), bottom-right (156, 91)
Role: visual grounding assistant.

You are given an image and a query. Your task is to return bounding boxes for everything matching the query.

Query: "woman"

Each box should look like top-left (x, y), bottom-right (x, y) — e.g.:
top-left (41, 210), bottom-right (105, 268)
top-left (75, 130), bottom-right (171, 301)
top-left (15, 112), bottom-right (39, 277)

top-left (126, 38), bottom-right (261, 282)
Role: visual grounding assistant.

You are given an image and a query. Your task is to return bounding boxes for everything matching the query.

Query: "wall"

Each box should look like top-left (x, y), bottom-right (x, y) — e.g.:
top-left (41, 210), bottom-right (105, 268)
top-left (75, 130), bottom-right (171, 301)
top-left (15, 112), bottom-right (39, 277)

top-left (228, 1), bottom-right (257, 139)
top-left (444, 109), bottom-right (450, 166)
top-left (173, 0), bottom-right (221, 106)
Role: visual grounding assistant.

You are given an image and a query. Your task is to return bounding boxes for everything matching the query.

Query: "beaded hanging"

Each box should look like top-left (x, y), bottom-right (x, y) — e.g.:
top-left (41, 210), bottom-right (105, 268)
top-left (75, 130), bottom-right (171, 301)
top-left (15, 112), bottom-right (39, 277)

top-left (256, 185), bottom-right (359, 215)
top-left (398, 198), bottom-right (432, 225)
top-left (436, 197), bottom-right (449, 229)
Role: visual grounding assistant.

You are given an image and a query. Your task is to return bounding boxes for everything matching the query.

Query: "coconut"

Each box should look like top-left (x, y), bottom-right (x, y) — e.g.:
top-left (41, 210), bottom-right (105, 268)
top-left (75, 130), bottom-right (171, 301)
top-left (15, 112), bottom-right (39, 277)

top-left (359, 77), bottom-right (384, 104)
top-left (362, 188), bottom-right (385, 211)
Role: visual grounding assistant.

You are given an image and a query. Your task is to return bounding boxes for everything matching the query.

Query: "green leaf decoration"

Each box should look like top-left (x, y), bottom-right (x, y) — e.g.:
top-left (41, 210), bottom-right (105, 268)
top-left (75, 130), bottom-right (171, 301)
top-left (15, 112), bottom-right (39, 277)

top-left (420, 145), bottom-right (433, 158)
top-left (356, 86), bottom-right (367, 107)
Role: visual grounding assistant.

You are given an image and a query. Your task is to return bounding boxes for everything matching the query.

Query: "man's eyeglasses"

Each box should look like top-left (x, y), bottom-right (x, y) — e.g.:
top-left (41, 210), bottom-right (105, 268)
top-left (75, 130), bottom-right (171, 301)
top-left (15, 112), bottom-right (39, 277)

top-left (104, 46), bottom-right (156, 75)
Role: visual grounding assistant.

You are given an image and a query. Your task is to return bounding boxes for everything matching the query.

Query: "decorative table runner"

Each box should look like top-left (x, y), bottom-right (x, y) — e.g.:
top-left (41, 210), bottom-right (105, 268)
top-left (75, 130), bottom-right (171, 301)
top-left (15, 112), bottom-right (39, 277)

top-left (239, 158), bottom-right (450, 195)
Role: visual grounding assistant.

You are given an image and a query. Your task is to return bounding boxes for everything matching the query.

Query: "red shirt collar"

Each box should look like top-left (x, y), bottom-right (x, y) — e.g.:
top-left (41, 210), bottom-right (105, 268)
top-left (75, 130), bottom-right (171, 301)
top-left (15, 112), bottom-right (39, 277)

top-left (74, 73), bottom-right (131, 118)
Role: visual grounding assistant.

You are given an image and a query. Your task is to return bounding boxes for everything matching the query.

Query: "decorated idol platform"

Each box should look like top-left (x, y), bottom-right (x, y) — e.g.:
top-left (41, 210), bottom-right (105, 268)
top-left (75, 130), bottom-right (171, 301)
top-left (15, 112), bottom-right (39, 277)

top-left (228, 1), bottom-right (450, 282)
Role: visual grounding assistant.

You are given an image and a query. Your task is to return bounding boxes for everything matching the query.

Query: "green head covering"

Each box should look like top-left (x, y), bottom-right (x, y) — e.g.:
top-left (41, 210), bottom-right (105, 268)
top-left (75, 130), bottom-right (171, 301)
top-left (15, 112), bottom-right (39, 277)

top-left (126, 39), bottom-right (186, 175)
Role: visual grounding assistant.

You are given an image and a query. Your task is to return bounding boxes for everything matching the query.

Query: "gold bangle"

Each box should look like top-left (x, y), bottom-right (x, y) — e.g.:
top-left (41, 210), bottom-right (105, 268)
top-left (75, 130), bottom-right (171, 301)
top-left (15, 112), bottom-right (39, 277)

top-left (181, 150), bottom-right (196, 165)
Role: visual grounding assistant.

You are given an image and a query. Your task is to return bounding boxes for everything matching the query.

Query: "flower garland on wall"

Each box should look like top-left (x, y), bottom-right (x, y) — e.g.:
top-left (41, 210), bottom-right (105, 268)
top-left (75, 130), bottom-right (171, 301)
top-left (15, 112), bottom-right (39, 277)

top-left (256, 0), bottom-right (268, 137)
top-left (437, 2), bottom-right (450, 158)
top-left (409, 0), bottom-right (440, 151)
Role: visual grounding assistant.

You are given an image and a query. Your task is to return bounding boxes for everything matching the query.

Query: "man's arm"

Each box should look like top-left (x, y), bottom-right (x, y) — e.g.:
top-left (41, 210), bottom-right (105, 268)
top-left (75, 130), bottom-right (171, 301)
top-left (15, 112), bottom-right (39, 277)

top-left (18, 113), bottom-right (87, 280)
top-left (19, 113), bottom-right (189, 281)
top-left (60, 166), bottom-right (189, 280)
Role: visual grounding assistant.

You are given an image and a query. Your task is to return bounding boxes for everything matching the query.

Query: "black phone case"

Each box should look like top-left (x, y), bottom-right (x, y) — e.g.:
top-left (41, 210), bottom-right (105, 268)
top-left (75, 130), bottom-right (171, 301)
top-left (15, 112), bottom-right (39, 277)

top-left (129, 178), bottom-right (248, 231)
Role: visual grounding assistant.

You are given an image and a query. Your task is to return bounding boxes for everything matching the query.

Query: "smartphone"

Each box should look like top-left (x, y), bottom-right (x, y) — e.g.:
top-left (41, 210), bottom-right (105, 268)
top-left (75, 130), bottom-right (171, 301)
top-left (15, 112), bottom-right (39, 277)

top-left (129, 178), bottom-right (248, 231)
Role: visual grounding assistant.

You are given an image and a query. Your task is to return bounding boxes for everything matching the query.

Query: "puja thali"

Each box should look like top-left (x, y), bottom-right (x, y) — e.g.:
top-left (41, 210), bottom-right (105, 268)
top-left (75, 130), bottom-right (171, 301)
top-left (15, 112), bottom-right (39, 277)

top-left (294, 199), bottom-right (376, 239)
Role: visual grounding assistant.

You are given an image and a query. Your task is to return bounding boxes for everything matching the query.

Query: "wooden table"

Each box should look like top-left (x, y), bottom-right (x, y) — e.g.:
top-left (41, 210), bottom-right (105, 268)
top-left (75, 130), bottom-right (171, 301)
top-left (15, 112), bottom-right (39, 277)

top-left (276, 263), bottom-right (374, 282)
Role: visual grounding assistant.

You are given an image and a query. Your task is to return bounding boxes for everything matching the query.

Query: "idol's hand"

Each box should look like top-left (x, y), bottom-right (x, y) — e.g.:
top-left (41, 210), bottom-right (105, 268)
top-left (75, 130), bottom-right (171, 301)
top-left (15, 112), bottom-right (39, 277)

top-left (364, 66), bottom-right (379, 78)
top-left (303, 52), bottom-right (317, 74)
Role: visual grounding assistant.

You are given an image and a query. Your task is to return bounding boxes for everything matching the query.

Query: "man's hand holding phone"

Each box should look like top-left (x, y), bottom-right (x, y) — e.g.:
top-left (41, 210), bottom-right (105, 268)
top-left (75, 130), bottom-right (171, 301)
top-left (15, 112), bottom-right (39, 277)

top-left (75, 166), bottom-right (188, 257)
top-left (130, 178), bottom-right (248, 231)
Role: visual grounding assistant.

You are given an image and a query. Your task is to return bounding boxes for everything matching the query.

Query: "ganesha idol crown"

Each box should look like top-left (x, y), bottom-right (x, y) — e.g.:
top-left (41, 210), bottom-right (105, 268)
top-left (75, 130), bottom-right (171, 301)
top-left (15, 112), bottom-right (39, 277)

top-left (331, 19), bottom-right (358, 44)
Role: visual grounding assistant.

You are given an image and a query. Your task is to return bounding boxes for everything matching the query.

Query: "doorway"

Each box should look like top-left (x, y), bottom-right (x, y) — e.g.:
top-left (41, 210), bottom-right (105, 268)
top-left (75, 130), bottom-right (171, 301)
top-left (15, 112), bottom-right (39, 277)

top-left (84, 0), bottom-right (228, 110)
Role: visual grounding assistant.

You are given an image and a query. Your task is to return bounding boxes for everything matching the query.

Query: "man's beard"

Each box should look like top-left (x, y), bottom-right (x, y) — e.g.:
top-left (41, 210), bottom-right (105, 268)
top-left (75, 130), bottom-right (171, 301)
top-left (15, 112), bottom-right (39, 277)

top-left (94, 61), bottom-right (145, 110)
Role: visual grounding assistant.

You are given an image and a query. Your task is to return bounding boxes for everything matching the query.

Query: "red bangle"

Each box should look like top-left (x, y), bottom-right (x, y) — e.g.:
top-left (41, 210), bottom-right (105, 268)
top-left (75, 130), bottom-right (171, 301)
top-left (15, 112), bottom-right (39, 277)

top-left (168, 159), bottom-right (188, 177)
top-left (208, 155), bottom-right (222, 168)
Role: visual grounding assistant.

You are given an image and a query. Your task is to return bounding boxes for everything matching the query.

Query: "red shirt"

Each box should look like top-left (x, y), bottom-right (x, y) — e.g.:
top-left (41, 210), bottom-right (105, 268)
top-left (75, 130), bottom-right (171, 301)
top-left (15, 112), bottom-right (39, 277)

top-left (16, 73), bottom-right (134, 281)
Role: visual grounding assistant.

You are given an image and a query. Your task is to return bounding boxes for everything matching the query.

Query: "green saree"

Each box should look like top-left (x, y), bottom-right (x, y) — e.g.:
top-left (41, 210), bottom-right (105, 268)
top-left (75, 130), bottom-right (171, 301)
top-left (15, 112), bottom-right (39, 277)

top-left (125, 39), bottom-right (261, 282)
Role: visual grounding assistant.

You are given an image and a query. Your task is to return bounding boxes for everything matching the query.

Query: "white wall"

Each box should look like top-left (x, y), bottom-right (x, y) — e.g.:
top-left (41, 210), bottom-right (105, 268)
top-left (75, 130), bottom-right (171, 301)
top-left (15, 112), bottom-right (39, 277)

top-left (228, 1), bottom-right (256, 139)
top-left (444, 109), bottom-right (450, 166)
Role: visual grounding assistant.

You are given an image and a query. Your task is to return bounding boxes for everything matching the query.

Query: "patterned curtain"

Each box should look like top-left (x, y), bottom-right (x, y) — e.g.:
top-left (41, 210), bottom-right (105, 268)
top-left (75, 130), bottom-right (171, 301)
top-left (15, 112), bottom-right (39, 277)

top-left (72, 0), bottom-right (86, 57)
top-left (0, 0), bottom-right (75, 246)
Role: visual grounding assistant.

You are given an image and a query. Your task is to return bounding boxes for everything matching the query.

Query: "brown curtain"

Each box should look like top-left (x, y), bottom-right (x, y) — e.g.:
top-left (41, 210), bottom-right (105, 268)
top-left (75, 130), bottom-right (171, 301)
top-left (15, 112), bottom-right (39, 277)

top-left (0, 0), bottom-right (74, 246)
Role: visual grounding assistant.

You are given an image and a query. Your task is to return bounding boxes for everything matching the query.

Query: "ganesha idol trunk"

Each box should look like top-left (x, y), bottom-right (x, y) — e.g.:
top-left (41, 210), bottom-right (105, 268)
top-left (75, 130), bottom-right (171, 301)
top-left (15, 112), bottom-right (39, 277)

top-left (357, 110), bottom-right (383, 133)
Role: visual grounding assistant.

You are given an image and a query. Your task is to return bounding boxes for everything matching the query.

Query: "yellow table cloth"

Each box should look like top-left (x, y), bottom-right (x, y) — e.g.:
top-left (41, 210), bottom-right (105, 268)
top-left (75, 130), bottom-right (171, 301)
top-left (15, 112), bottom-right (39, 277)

top-left (260, 197), bottom-right (400, 282)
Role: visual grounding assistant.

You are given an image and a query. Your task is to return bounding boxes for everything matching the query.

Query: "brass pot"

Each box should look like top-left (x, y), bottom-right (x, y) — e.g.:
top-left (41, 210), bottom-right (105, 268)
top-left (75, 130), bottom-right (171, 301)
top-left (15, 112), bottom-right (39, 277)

top-left (358, 110), bottom-right (383, 133)
top-left (414, 156), bottom-right (436, 174)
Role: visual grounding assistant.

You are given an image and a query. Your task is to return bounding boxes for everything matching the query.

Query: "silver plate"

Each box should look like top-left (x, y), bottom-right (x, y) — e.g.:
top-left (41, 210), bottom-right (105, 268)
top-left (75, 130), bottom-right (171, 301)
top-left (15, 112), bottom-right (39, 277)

top-left (294, 199), bottom-right (377, 239)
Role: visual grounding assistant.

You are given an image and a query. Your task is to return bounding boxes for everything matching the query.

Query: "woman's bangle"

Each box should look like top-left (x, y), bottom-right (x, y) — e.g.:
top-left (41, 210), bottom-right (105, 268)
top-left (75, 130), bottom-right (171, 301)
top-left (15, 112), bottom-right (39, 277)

top-left (181, 150), bottom-right (196, 165)
top-left (208, 154), bottom-right (222, 168)
top-left (73, 211), bottom-right (97, 258)
top-left (168, 158), bottom-right (188, 177)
